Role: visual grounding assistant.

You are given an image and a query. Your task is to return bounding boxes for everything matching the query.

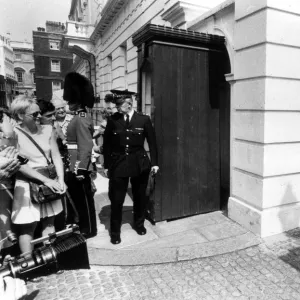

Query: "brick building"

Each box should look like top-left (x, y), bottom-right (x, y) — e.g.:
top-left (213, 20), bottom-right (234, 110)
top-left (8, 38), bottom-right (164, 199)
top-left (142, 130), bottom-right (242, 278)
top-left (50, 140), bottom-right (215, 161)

top-left (33, 21), bottom-right (73, 101)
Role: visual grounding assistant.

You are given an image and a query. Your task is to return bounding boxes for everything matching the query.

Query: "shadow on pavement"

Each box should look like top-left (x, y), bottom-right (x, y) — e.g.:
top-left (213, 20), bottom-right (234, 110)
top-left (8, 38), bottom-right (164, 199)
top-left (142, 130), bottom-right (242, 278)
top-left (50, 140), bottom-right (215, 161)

top-left (98, 205), bottom-right (135, 232)
top-left (278, 228), bottom-right (300, 272)
top-left (24, 290), bottom-right (39, 300)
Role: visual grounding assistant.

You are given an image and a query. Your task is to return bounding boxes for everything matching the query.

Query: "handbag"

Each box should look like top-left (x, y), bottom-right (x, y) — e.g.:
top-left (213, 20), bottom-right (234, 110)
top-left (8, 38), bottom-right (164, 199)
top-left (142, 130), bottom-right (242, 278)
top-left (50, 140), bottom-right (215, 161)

top-left (15, 127), bottom-right (64, 204)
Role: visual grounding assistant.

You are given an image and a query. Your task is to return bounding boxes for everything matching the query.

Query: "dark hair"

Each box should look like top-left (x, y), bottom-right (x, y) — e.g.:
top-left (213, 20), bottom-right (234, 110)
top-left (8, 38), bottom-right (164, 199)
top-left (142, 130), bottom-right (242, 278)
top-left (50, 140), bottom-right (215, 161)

top-left (37, 99), bottom-right (55, 115)
top-left (101, 107), bottom-right (112, 119)
top-left (0, 107), bottom-right (11, 123)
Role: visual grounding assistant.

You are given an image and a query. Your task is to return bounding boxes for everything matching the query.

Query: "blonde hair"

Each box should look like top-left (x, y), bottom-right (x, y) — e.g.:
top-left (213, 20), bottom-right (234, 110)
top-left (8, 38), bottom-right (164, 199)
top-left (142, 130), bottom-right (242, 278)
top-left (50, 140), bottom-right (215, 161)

top-left (10, 95), bottom-right (37, 121)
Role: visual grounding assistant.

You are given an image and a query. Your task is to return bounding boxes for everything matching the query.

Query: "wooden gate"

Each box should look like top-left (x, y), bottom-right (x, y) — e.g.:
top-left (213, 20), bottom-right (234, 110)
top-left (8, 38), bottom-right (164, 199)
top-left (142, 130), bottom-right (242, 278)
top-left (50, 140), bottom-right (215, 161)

top-left (133, 25), bottom-right (230, 222)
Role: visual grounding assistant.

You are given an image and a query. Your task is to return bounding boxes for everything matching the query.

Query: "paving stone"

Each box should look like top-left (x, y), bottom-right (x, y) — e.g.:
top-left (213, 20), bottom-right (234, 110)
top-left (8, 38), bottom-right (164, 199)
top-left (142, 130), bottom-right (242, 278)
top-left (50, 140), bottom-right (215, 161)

top-left (196, 220), bottom-right (247, 241)
top-left (178, 232), bottom-right (261, 260)
top-left (125, 229), bottom-right (208, 249)
top-left (154, 213), bottom-right (216, 237)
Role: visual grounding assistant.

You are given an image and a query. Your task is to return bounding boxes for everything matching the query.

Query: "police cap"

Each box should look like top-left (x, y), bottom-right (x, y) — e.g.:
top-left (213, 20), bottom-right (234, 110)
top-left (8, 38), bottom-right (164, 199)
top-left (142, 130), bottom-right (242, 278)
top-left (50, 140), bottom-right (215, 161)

top-left (104, 89), bottom-right (136, 105)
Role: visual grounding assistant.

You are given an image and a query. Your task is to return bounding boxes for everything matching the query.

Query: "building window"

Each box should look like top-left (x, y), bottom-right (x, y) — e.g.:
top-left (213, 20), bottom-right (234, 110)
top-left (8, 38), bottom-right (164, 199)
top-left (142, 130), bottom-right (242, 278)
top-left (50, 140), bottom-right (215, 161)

top-left (16, 71), bottom-right (23, 83)
top-left (52, 81), bottom-right (61, 91)
top-left (49, 41), bottom-right (60, 50)
top-left (15, 54), bottom-right (21, 61)
top-left (51, 59), bottom-right (61, 72)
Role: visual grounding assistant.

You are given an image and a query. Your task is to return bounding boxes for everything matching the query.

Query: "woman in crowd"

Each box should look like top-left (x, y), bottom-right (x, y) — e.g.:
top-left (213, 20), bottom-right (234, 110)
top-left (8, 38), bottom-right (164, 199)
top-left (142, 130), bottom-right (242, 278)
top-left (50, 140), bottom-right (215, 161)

top-left (0, 109), bottom-right (20, 256)
top-left (51, 96), bottom-right (74, 142)
top-left (10, 95), bottom-right (66, 253)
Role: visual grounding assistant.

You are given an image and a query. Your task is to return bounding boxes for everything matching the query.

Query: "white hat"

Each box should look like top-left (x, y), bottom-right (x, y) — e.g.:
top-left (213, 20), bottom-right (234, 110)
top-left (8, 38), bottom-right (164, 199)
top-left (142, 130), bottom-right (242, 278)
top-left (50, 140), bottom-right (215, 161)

top-left (51, 89), bottom-right (67, 108)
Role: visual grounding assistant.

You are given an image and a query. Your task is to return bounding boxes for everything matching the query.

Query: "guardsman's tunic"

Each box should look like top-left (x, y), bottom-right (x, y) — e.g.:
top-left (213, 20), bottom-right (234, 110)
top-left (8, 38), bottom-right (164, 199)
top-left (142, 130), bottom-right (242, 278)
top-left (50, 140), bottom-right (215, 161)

top-left (66, 109), bottom-right (97, 237)
top-left (103, 111), bottom-right (158, 235)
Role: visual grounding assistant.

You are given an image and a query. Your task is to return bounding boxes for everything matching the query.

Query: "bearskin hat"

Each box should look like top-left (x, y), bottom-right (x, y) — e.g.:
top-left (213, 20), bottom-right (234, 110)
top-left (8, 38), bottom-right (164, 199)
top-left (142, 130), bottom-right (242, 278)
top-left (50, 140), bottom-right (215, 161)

top-left (63, 72), bottom-right (95, 108)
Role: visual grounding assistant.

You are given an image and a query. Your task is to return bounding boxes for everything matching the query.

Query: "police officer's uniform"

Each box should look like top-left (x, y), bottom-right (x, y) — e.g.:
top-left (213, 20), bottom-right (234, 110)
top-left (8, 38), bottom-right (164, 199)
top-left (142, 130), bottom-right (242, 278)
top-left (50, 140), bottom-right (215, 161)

top-left (65, 108), bottom-right (97, 238)
top-left (103, 109), bottom-right (158, 239)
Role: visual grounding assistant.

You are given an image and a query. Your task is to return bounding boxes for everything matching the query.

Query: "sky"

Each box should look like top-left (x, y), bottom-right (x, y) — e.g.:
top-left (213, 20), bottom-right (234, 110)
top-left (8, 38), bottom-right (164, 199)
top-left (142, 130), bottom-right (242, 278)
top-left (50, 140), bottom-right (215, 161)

top-left (0, 0), bottom-right (71, 42)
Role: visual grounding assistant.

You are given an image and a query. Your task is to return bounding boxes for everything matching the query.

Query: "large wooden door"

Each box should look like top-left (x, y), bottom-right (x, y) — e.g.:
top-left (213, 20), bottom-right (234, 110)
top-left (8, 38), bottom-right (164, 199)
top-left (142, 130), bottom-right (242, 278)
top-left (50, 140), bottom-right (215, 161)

top-left (152, 44), bottom-right (220, 220)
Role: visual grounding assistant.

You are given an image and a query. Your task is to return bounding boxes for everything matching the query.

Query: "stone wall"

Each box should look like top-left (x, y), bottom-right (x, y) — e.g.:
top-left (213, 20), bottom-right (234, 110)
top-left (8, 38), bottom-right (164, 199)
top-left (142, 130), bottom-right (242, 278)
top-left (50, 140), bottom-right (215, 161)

top-left (93, 0), bottom-right (169, 105)
top-left (228, 0), bottom-right (300, 237)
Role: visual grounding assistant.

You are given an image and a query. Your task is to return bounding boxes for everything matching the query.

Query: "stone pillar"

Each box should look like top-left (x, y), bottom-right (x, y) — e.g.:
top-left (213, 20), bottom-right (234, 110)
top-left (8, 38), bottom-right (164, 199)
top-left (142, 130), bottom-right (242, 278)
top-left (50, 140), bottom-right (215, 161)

top-left (229, 0), bottom-right (300, 237)
top-left (111, 46), bottom-right (126, 90)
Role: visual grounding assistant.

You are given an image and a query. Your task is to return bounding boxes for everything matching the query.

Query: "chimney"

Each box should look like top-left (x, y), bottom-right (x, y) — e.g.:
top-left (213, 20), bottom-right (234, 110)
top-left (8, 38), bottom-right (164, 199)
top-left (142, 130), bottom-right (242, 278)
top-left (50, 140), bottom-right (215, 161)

top-left (46, 21), bottom-right (66, 33)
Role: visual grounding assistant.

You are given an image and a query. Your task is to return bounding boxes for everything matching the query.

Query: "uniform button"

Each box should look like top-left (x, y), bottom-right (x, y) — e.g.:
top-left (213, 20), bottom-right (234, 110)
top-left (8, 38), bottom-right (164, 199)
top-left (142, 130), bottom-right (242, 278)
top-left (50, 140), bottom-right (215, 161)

top-left (126, 137), bottom-right (129, 140)
top-left (126, 145), bottom-right (129, 147)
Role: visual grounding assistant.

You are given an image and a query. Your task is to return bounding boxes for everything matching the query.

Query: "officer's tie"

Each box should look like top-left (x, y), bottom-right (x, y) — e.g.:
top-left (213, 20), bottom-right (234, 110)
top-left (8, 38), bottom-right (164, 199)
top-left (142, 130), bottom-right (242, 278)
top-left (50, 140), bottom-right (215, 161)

top-left (125, 114), bottom-right (130, 127)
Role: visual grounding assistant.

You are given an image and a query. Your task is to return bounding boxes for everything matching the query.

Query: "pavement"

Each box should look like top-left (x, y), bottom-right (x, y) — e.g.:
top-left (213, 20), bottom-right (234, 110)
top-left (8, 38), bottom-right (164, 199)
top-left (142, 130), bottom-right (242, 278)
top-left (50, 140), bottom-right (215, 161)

top-left (21, 170), bottom-right (300, 299)
top-left (86, 171), bottom-right (261, 266)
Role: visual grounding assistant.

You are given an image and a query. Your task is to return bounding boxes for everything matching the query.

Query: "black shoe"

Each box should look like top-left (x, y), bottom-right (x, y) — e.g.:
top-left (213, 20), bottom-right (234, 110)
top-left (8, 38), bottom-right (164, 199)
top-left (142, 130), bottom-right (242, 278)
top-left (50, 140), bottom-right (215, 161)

top-left (110, 234), bottom-right (121, 245)
top-left (134, 225), bottom-right (147, 235)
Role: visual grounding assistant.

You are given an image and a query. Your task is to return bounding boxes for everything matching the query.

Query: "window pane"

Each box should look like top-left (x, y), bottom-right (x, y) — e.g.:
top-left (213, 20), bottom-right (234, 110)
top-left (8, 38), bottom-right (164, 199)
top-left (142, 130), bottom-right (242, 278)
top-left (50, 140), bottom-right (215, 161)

top-left (49, 41), bottom-right (60, 50)
top-left (51, 60), bottom-right (61, 72)
top-left (52, 81), bottom-right (61, 91)
top-left (16, 71), bottom-right (23, 83)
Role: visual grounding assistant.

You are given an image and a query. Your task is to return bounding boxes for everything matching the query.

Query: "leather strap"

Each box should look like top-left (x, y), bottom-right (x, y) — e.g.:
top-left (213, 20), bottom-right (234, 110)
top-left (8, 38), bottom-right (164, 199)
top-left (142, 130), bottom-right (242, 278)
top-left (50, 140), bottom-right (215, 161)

top-left (15, 127), bottom-right (52, 166)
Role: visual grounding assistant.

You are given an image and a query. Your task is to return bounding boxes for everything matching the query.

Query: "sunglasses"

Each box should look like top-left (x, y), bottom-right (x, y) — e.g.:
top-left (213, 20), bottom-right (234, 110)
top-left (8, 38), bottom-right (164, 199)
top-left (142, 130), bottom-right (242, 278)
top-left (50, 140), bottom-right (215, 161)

top-left (26, 111), bottom-right (41, 118)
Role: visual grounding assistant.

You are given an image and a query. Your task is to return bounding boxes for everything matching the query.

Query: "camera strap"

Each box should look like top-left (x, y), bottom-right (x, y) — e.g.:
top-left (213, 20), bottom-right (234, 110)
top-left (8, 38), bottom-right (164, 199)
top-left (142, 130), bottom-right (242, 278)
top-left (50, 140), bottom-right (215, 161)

top-left (15, 127), bottom-right (52, 166)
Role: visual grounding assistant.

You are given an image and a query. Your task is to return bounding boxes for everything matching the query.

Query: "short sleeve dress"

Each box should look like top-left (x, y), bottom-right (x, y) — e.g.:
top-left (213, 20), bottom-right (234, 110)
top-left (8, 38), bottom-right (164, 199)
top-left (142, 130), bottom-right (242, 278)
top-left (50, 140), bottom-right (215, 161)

top-left (11, 125), bottom-right (63, 224)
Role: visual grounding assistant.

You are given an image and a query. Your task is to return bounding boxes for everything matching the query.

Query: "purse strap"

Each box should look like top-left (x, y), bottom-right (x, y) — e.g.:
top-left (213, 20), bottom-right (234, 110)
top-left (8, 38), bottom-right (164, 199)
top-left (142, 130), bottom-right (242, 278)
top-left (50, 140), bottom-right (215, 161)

top-left (15, 127), bottom-right (52, 166)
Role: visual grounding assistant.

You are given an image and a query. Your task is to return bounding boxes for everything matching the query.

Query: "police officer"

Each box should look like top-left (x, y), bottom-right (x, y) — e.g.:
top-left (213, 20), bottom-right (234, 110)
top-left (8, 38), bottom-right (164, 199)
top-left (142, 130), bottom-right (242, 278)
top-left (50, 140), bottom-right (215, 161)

top-left (63, 72), bottom-right (97, 238)
top-left (103, 90), bottom-right (159, 244)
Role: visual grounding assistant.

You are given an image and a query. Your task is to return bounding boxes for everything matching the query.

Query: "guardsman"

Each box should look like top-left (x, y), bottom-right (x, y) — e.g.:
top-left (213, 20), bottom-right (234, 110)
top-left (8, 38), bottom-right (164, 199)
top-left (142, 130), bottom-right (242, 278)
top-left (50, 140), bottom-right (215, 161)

top-left (63, 72), bottom-right (97, 238)
top-left (103, 90), bottom-right (159, 244)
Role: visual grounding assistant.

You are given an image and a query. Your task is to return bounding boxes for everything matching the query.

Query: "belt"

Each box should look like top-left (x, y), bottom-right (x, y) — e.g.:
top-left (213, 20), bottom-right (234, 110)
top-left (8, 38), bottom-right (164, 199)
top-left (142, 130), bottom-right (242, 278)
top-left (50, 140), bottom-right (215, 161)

top-left (67, 144), bottom-right (78, 150)
top-left (113, 147), bottom-right (144, 155)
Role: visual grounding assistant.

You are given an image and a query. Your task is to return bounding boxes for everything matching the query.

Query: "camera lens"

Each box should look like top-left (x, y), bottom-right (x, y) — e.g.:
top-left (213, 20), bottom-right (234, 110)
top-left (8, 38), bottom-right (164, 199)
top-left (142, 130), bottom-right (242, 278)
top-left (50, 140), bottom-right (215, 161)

top-left (6, 230), bottom-right (17, 244)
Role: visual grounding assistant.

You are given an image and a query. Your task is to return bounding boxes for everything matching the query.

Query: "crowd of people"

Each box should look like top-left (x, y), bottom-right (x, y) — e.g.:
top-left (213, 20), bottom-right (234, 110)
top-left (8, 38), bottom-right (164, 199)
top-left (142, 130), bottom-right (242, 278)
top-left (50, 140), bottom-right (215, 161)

top-left (0, 72), bottom-right (160, 299)
top-left (0, 72), bottom-right (101, 299)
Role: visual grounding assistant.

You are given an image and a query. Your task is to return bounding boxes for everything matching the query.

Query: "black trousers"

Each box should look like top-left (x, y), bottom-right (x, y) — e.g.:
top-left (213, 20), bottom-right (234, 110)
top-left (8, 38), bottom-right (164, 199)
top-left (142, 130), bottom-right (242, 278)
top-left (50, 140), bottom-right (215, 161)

top-left (108, 172), bottom-right (149, 235)
top-left (66, 172), bottom-right (97, 237)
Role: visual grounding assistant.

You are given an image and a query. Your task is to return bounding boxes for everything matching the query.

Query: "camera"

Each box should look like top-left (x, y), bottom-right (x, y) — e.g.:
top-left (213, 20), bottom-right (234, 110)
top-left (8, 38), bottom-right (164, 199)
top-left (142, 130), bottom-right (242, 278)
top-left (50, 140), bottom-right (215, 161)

top-left (0, 225), bottom-right (89, 279)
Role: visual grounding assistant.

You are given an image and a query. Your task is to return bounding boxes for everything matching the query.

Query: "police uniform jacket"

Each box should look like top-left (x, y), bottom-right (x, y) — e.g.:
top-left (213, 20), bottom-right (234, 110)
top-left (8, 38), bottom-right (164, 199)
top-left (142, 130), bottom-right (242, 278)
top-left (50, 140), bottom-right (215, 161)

top-left (103, 111), bottom-right (158, 178)
top-left (66, 109), bottom-right (94, 173)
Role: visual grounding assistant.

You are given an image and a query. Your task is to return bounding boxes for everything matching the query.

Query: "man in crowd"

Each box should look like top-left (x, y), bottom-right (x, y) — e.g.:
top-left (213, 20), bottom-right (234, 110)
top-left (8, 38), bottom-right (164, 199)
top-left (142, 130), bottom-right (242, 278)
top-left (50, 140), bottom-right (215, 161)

top-left (103, 90), bottom-right (159, 245)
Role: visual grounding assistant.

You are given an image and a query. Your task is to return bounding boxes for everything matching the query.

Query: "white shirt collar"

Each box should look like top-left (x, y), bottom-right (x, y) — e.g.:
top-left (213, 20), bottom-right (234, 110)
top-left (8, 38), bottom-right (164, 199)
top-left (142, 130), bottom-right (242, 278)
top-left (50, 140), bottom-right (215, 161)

top-left (124, 109), bottom-right (134, 121)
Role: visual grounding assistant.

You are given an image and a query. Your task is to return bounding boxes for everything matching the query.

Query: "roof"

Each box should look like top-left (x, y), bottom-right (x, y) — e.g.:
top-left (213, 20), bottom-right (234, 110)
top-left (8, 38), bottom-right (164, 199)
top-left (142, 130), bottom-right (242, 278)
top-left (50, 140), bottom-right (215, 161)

top-left (132, 24), bottom-right (225, 49)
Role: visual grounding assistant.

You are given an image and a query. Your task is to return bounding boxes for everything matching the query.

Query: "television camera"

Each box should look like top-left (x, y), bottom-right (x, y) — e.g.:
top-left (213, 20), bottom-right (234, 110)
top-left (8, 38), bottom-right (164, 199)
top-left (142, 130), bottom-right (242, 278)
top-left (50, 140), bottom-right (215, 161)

top-left (0, 225), bottom-right (89, 279)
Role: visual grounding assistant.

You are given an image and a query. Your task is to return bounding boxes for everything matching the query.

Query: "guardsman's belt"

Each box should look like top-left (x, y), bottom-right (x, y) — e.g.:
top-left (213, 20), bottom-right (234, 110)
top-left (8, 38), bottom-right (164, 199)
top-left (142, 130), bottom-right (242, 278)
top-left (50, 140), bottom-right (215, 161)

top-left (67, 144), bottom-right (78, 150)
